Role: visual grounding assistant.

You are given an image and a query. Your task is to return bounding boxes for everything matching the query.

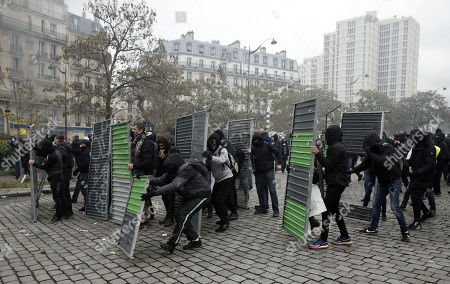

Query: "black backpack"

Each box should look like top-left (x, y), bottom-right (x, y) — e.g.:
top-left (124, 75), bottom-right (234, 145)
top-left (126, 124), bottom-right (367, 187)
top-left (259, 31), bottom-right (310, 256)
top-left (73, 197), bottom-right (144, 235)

top-left (219, 146), bottom-right (239, 177)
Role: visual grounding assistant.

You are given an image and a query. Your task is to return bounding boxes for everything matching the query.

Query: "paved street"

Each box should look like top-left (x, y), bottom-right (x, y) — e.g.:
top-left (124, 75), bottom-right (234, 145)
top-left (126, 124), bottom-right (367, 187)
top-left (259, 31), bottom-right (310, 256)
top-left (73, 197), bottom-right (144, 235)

top-left (1, 173), bottom-right (450, 284)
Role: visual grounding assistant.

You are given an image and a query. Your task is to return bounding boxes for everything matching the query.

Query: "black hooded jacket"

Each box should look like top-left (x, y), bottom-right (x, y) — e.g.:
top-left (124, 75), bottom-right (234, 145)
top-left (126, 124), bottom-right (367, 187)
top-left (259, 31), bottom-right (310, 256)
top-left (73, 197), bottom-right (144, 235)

top-left (251, 132), bottom-right (282, 173)
top-left (353, 132), bottom-right (402, 186)
top-left (56, 141), bottom-right (74, 179)
top-left (75, 145), bottom-right (91, 174)
top-left (407, 131), bottom-right (436, 188)
top-left (435, 132), bottom-right (449, 167)
top-left (148, 153), bottom-right (210, 199)
top-left (33, 140), bottom-right (63, 178)
top-left (315, 125), bottom-right (349, 187)
top-left (156, 136), bottom-right (171, 177)
top-left (131, 132), bottom-right (157, 176)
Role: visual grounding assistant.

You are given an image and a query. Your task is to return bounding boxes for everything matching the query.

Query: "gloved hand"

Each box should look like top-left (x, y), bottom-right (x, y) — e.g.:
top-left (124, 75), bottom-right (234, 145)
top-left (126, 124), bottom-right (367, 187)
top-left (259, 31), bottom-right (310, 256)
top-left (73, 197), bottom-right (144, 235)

top-left (408, 171), bottom-right (418, 178)
top-left (141, 190), bottom-right (157, 201)
top-left (402, 177), bottom-right (409, 188)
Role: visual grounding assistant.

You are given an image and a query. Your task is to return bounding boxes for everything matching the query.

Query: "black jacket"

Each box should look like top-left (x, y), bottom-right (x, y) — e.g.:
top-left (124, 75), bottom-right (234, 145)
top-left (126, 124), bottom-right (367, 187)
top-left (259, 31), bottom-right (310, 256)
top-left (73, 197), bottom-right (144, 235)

top-left (33, 146), bottom-right (63, 178)
top-left (251, 132), bottom-right (282, 173)
top-left (148, 153), bottom-right (210, 199)
top-left (435, 132), bottom-right (449, 168)
top-left (315, 125), bottom-right (349, 187)
top-left (131, 132), bottom-right (157, 176)
top-left (75, 146), bottom-right (90, 174)
top-left (281, 139), bottom-right (289, 158)
top-left (408, 133), bottom-right (436, 188)
top-left (56, 142), bottom-right (74, 179)
top-left (72, 139), bottom-right (81, 165)
top-left (353, 133), bottom-right (402, 186)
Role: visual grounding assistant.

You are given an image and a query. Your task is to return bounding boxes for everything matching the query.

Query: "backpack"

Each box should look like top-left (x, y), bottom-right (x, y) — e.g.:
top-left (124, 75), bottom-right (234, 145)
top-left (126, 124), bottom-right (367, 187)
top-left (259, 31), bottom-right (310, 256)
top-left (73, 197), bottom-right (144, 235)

top-left (219, 147), bottom-right (239, 177)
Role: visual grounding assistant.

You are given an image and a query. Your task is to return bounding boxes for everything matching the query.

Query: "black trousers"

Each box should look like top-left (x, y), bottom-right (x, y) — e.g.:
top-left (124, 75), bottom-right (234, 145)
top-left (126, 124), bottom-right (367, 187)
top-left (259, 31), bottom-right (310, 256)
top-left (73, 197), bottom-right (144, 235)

top-left (162, 192), bottom-right (176, 221)
top-left (411, 186), bottom-right (428, 222)
top-left (169, 197), bottom-right (209, 245)
top-left (49, 174), bottom-right (66, 218)
top-left (281, 157), bottom-right (288, 172)
top-left (72, 172), bottom-right (88, 202)
top-left (212, 177), bottom-right (234, 224)
top-left (62, 176), bottom-right (72, 215)
top-left (433, 165), bottom-right (445, 194)
top-left (225, 177), bottom-right (237, 214)
top-left (320, 185), bottom-right (349, 241)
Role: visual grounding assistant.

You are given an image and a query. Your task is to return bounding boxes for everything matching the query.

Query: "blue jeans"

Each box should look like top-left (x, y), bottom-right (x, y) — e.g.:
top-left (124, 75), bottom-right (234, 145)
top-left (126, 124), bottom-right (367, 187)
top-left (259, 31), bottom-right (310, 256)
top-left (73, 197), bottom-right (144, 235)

top-left (401, 185), bottom-right (411, 207)
top-left (14, 161), bottom-right (20, 179)
top-left (363, 172), bottom-right (387, 217)
top-left (255, 170), bottom-right (279, 212)
top-left (425, 188), bottom-right (436, 211)
top-left (369, 178), bottom-right (408, 233)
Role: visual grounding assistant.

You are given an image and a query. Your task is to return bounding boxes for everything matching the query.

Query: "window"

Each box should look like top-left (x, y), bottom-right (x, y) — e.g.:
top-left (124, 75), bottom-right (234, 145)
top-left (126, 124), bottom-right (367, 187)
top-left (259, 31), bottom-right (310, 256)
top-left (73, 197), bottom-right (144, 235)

top-left (264, 69), bottom-right (267, 76)
top-left (186, 57), bottom-right (191, 67)
top-left (273, 58), bottom-right (278, 67)
top-left (282, 72), bottom-right (286, 79)
top-left (173, 42), bottom-right (179, 51)
top-left (210, 47), bottom-right (216, 56)
top-left (199, 73), bottom-right (204, 80)
top-left (86, 116), bottom-right (91, 127)
top-left (11, 34), bottom-right (19, 49)
top-left (199, 59), bottom-right (204, 68)
top-left (75, 56), bottom-right (81, 66)
top-left (38, 41), bottom-right (45, 55)
top-left (274, 71), bottom-right (278, 78)
top-left (86, 58), bottom-right (91, 68)
top-left (233, 78), bottom-right (238, 86)
top-left (50, 23), bottom-right (56, 36)
top-left (75, 114), bottom-right (81, 126)
top-left (41, 20), bottom-right (45, 33)
top-left (222, 63), bottom-right (227, 71)
top-left (282, 60), bottom-right (286, 69)
top-left (199, 45), bottom-right (204, 54)
top-left (233, 51), bottom-right (238, 59)
top-left (186, 71), bottom-right (192, 81)
top-left (51, 44), bottom-right (57, 58)
top-left (263, 56), bottom-right (267, 65)
top-left (211, 61), bottom-right (215, 70)
top-left (221, 49), bottom-right (227, 58)
top-left (39, 63), bottom-right (45, 76)
top-left (86, 76), bottom-right (91, 87)
top-left (255, 68), bottom-right (259, 76)
top-left (50, 67), bottom-right (56, 79)
top-left (254, 54), bottom-right (259, 64)
top-left (186, 43), bottom-right (192, 52)
top-left (233, 64), bottom-right (238, 73)
top-left (290, 61), bottom-right (294, 70)
top-left (12, 57), bottom-right (19, 72)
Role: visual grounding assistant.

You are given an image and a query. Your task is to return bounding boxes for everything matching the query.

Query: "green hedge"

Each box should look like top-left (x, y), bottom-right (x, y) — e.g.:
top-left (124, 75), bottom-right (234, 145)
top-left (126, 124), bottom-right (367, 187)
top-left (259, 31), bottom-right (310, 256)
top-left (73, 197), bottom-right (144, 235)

top-left (0, 140), bottom-right (10, 162)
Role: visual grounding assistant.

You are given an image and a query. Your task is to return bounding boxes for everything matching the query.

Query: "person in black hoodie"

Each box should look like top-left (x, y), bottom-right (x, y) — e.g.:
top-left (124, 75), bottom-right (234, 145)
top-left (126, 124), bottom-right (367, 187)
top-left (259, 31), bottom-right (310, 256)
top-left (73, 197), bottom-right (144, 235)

top-left (29, 139), bottom-right (67, 223)
top-left (248, 131), bottom-right (282, 217)
top-left (352, 133), bottom-right (409, 241)
top-left (72, 135), bottom-right (81, 166)
top-left (141, 153), bottom-right (210, 254)
top-left (72, 139), bottom-right (91, 209)
top-left (433, 132), bottom-right (448, 195)
top-left (309, 125), bottom-right (351, 249)
top-left (280, 138), bottom-right (290, 173)
top-left (156, 135), bottom-right (175, 227)
top-left (407, 129), bottom-right (436, 230)
top-left (55, 136), bottom-right (73, 217)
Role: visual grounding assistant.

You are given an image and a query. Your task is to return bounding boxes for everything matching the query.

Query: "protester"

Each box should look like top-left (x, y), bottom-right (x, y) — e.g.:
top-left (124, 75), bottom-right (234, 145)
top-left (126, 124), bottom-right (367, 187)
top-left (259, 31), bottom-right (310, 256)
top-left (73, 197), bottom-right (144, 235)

top-left (204, 133), bottom-right (234, 232)
top-left (9, 136), bottom-right (20, 180)
top-left (280, 137), bottom-right (290, 173)
top-left (72, 139), bottom-right (91, 210)
top-left (248, 130), bottom-right (282, 217)
top-left (128, 122), bottom-right (158, 225)
top-left (309, 125), bottom-right (351, 249)
top-left (407, 129), bottom-right (436, 230)
top-left (72, 135), bottom-right (81, 166)
top-left (18, 140), bottom-right (30, 177)
top-left (141, 153), bottom-right (210, 254)
top-left (156, 136), bottom-right (175, 227)
top-left (30, 140), bottom-right (69, 222)
top-left (352, 133), bottom-right (410, 242)
top-left (54, 136), bottom-right (73, 218)
top-left (433, 131), bottom-right (448, 195)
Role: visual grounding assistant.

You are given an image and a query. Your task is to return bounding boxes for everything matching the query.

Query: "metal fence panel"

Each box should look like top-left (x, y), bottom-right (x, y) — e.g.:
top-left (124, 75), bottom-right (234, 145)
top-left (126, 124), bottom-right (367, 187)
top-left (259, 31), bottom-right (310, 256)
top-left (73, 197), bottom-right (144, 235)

top-left (282, 99), bottom-right (318, 242)
top-left (175, 115), bottom-right (193, 160)
top-left (111, 123), bottom-right (132, 225)
top-left (118, 177), bottom-right (149, 258)
top-left (85, 120), bottom-right (111, 220)
top-left (227, 119), bottom-right (253, 208)
top-left (340, 112), bottom-right (384, 155)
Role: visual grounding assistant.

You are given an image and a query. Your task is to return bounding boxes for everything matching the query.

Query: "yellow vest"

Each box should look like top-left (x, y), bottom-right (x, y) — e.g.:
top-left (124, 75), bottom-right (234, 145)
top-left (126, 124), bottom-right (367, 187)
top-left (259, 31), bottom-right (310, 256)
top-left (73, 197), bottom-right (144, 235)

top-left (434, 146), bottom-right (440, 164)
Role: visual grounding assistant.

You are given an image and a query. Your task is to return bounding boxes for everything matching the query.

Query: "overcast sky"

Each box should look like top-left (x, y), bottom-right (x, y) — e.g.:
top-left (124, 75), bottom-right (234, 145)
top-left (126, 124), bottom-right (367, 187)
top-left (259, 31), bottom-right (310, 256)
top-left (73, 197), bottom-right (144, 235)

top-left (66, 0), bottom-right (449, 102)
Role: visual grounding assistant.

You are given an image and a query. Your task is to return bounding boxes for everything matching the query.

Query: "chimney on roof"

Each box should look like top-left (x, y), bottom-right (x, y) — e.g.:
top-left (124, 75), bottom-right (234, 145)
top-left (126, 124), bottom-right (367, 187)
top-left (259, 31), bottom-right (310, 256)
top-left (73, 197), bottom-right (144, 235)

top-left (185, 31), bottom-right (194, 40)
top-left (212, 40), bottom-right (220, 44)
top-left (228, 40), bottom-right (240, 48)
top-left (277, 50), bottom-right (286, 57)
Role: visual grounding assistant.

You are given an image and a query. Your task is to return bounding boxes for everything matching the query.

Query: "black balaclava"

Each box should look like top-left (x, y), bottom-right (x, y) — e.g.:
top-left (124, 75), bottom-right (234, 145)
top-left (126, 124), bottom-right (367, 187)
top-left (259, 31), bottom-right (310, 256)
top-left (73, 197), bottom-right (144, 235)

top-left (214, 129), bottom-right (225, 140)
top-left (363, 133), bottom-right (383, 154)
top-left (325, 125), bottom-right (343, 146)
top-left (436, 132), bottom-right (445, 145)
top-left (163, 153), bottom-right (185, 175)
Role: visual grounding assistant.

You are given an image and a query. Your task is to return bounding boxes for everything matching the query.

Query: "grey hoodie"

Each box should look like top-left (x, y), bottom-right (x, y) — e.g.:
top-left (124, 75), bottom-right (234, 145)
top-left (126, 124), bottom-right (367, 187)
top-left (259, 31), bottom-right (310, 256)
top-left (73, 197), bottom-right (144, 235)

top-left (209, 146), bottom-right (233, 183)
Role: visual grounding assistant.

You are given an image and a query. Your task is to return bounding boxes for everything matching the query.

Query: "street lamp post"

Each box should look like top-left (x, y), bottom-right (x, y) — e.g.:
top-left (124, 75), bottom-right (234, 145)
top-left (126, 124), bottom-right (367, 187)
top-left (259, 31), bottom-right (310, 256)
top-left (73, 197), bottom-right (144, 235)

top-left (5, 107), bottom-right (10, 136)
top-left (246, 38), bottom-right (277, 118)
top-left (349, 73), bottom-right (368, 110)
top-left (51, 65), bottom-right (68, 139)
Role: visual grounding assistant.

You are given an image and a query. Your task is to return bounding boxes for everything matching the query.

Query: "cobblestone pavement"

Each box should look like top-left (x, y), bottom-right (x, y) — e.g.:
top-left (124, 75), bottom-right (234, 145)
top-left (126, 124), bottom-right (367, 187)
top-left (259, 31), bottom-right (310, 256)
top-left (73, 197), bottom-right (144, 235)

top-left (1, 172), bottom-right (449, 283)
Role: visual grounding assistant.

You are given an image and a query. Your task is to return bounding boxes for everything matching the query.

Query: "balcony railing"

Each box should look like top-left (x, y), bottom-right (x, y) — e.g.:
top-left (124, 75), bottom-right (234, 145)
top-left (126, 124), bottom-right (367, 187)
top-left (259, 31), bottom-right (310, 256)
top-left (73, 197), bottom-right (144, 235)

top-left (0, 90), bottom-right (15, 102)
top-left (0, 14), bottom-right (68, 42)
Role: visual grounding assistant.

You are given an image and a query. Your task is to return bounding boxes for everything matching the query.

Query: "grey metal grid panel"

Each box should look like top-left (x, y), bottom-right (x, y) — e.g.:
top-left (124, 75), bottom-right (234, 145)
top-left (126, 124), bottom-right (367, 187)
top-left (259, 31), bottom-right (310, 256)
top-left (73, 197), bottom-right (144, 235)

top-left (285, 165), bottom-right (310, 205)
top-left (341, 112), bottom-right (383, 155)
top-left (118, 211), bottom-right (139, 257)
top-left (86, 120), bottom-right (111, 220)
top-left (111, 177), bottom-right (132, 224)
top-left (191, 111), bottom-right (209, 161)
top-left (175, 115), bottom-right (193, 160)
top-left (292, 100), bottom-right (316, 132)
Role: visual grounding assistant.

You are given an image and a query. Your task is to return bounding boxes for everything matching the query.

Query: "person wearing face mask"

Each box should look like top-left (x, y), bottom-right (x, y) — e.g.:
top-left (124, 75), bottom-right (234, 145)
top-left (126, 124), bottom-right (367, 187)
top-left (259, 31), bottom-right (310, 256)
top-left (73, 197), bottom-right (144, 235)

top-left (351, 132), bottom-right (410, 242)
top-left (156, 136), bottom-right (175, 227)
top-left (141, 153), bottom-right (210, 254)
top-left (72, 139), bottom-right (91, 210)
top-left (29, 139), bottom-right (67, 223)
